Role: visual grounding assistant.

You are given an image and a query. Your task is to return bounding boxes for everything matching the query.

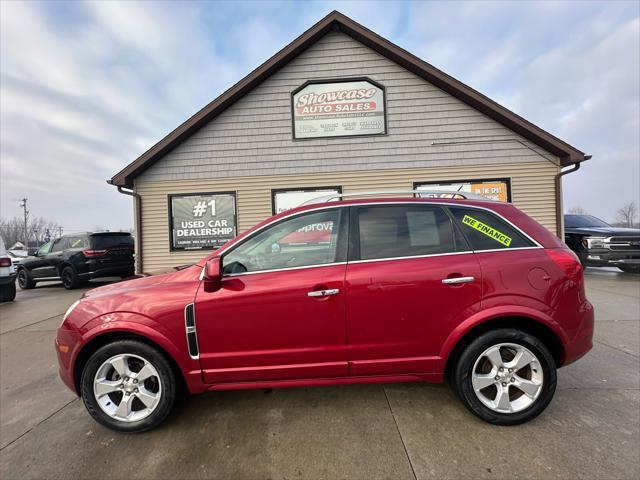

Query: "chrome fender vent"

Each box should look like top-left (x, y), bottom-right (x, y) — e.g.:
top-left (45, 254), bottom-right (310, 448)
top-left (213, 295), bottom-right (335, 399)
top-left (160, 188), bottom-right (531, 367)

top-left (184, 303), bottom-right (199, 359)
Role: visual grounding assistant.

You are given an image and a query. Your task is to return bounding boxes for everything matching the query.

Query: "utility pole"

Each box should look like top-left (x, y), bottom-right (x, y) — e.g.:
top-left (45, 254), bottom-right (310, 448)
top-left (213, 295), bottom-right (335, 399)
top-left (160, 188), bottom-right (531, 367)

top-left (19, 198), bottom-right (29, 247)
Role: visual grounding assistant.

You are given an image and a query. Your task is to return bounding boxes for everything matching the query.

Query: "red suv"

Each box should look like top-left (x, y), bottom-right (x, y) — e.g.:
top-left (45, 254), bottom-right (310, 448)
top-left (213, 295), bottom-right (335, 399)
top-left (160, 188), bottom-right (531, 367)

top-left (56, 195), bottom-right (594, 432)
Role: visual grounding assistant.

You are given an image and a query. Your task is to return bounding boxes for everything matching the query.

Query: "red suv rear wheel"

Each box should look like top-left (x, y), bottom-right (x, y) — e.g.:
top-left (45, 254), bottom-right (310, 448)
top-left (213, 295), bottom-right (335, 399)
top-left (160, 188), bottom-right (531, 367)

top-left (452, 329), bottom-right (557, 425)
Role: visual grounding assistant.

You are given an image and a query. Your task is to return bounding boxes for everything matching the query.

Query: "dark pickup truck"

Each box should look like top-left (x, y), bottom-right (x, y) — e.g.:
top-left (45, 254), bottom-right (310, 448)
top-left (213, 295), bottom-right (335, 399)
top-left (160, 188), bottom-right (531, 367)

top-left (564, 214), bottom-right (640, 273)
top-left (16, 232), bottom-right (135, 290)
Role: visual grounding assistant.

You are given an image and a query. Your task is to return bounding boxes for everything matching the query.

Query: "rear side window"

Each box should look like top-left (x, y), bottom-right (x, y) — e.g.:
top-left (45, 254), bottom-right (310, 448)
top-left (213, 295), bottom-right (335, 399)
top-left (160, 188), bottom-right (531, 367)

top-left (449, 207), bottom-right (535, 251)
top-left (357, 205), bottom-right (466, 261)
top-left (66, 236), bottom-right (88, 249)
top-left (90, 234), bottom-right (133, 249)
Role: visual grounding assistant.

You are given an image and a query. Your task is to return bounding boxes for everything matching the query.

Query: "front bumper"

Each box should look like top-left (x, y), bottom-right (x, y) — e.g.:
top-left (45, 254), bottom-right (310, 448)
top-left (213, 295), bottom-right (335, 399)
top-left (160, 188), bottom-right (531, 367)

top-left (55, 328), bottom-right (82, 395)
top-left (583, 248), bottom-right (640, 267)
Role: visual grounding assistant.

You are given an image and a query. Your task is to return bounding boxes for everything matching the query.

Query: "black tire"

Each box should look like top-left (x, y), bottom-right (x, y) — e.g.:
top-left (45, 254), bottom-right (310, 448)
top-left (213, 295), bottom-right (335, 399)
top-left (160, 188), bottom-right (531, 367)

top-left (61, 266), bottom-right (80, 289)
top-left (619, 265), bottom-right (640, 274)
top-left (452, 329), bottom-right (557, 425)
top-left (17, 269), bottom-right (35, 290)
top-left (80, 340), bottom-right (176, 433)
top-left (0, 281), bottom-right (16, 302)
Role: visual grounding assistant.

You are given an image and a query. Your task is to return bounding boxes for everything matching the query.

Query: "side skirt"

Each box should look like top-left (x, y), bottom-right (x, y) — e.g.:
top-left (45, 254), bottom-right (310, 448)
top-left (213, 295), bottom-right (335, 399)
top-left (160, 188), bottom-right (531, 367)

top-left (205, 373), bottom-right (444, 391)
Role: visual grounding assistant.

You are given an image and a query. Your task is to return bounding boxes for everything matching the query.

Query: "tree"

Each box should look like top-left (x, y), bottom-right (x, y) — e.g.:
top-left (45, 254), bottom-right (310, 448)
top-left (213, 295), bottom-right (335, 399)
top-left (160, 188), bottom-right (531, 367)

top-left (616, 202), bottom-right (638, 228)
top-left (0, 216), bottom-right (62, 247)
top-left (567, 206), bottom-right (587, 214)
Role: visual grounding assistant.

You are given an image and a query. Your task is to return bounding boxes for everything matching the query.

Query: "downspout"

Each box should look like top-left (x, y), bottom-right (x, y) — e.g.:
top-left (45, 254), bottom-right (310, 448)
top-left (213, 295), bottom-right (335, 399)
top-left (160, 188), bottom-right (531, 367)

top-left (111, 183), bottom-right (143, 275)
top-left (555, 156), bottom-right (590, 239)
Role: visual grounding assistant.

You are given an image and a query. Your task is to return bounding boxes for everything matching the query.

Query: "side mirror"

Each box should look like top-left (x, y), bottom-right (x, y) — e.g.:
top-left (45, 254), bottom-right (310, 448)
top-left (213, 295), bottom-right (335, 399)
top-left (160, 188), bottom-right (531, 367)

top-left (203, 257), bottom-right (222, 292)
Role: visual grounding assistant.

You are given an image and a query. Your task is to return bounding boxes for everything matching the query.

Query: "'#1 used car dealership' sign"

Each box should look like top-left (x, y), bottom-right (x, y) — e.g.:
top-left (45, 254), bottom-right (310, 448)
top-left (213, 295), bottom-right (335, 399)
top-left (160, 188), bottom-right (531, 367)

top-left (169, 193), bottom-right (237, 250)
top-left (292, 79), bottom-right (386, 139)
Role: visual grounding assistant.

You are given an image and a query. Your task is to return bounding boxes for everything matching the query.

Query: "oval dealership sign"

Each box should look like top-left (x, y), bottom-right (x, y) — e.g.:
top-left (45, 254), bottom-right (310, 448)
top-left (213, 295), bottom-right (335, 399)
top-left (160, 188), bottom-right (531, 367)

top-left (292, 79), bottom-right (386, 139)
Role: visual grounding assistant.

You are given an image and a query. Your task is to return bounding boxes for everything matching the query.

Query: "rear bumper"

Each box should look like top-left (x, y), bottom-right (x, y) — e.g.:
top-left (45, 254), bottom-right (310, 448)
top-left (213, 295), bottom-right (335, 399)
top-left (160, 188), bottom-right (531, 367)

top-left (0, 274), bottom-right (16, 286)
top-left (562, 299), bottom-right (595, 366)
top-left (78, 266), bottom-right (135, 279)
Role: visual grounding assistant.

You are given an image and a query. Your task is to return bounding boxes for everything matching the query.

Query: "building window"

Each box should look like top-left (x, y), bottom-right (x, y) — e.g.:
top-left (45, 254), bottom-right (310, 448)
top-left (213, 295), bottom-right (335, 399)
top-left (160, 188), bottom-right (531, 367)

top-left (168, 192), bottom-right (237, 251)
top-left (271, 186), bottom-right (342, 215)
top-left (413, 179), bottom-right (511, 202)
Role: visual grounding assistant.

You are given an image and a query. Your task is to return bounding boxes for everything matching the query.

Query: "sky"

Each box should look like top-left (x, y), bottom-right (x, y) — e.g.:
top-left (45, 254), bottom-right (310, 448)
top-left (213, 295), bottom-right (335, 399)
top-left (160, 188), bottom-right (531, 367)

top-left (1, 0), bottom-right (639, 233)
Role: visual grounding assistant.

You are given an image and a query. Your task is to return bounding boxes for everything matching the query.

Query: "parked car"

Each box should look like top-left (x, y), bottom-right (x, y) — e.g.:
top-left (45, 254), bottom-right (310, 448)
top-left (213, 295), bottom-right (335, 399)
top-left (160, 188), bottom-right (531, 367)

top-left (56, 193), bottom-right (594, 432)
top-left (17, 232), bottom-right (134, 290)
top-left (0, 237), bottom-right (17, 302)
top-left (564, 214), bottom-right (640, 273)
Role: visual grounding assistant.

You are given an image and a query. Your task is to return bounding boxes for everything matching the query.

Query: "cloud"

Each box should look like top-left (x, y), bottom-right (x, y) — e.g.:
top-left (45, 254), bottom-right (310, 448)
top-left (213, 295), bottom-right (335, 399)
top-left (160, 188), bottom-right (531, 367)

top-left (1, 0), bottom-right (638, 233)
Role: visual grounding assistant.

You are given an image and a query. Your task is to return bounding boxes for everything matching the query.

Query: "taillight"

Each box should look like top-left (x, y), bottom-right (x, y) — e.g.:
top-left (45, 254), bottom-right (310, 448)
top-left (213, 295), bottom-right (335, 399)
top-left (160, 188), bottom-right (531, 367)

top-left (82, 249), bottom-right (107, 258)
top-left (0, 257), bottom-right (11, 267)
top-left (546, 248), bottom-right (583, 284)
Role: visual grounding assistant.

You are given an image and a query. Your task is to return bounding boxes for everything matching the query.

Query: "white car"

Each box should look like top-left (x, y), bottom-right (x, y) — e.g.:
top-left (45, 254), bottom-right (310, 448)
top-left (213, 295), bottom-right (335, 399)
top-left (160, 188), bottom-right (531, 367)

top-left (0, 237), bottom-right (17, 302)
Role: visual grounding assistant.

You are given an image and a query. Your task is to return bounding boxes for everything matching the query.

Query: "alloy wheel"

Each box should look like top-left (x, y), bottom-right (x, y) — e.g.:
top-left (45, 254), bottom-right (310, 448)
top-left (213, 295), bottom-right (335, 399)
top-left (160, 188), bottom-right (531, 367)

top-left (62, 269), bottom-right (73, 288)
top-left (17, 271), bottom-right (28, 288)
top-left (93, 353), bottom-right (162, 423)
top-left (471, 343), bottom-right (544, 414)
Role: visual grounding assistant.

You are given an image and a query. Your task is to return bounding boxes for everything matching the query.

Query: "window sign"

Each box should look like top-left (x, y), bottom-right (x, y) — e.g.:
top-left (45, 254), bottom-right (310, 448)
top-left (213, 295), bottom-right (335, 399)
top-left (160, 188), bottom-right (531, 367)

top-left (292, 79), bottom-right (386, 139)
top-left (414, 179), bottom-right (511, 202)
top-left (272, 187), bottom-right (342, 214)
top-left (169, 193), bottom-right (237, 250)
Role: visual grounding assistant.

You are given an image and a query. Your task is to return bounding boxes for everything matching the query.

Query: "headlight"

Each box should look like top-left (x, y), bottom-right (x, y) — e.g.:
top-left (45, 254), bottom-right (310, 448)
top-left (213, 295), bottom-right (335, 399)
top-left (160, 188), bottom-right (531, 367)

top-left (584, 237), bottom-right (607, 249)
top-left (62, 300), bottom-right (80, 324)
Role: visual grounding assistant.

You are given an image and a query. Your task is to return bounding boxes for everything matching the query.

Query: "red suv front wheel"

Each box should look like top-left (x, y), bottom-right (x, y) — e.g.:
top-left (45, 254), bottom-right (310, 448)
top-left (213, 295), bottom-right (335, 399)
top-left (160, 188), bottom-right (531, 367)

top-left (80, 340), bottom-right (176, 432)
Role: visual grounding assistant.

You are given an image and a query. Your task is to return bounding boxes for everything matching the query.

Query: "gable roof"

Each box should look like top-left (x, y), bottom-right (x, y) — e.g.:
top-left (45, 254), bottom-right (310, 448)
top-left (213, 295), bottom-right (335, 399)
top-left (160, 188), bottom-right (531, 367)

top-left (110, 10), bottom-right (589, 188)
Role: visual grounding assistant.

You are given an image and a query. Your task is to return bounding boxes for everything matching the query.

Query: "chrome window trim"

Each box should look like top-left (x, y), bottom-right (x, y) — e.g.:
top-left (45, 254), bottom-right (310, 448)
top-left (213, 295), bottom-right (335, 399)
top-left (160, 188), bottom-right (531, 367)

top-left (472, 246), bottom-right (543, 254)
top-left (215, 200), bottom-right (542, 274)
top-left (348, 250), bottom-right (474, 265)
top-left (224, 261), bottom-right (347, 277)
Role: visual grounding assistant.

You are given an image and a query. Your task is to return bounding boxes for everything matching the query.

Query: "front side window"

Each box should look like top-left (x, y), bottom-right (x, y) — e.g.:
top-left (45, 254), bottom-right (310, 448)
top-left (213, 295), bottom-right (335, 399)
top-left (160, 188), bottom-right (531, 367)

top-left (357, 205), bottom-right (464, 261)
top-left (450, 207), bottom-right (535, 251)
top-left (37, 241), bottom-right (52, 255)
top-left (223, 209), bottom-right (342, 274)
top-left (51, 238), bottom-right (66, 252)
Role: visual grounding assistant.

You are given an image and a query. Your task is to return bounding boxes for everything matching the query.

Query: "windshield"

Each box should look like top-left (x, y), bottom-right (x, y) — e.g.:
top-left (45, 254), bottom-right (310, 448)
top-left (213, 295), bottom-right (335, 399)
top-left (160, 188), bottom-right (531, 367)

top-left (564, 215), bottom-right (611, 228)
top-left (90, 234), bottom-right (133, 249)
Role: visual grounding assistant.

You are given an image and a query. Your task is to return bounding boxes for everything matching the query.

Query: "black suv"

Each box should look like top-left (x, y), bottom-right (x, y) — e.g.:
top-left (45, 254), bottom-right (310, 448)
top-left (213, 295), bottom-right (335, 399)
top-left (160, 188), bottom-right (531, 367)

top-left (16, 232), bottom-right (135, 290)
top-left (564, 214), bottom-right (640, 273)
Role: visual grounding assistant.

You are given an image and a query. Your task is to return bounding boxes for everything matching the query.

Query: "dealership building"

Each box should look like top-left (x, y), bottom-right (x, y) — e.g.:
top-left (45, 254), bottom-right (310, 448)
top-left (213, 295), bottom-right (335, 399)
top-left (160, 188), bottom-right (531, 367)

top-left (110, 11), bottom-right (590, 274)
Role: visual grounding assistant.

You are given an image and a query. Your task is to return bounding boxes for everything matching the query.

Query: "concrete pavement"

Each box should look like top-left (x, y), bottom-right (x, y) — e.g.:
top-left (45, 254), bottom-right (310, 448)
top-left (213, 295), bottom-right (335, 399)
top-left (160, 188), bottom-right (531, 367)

top-left (0, 270), bottom-right (638, 479)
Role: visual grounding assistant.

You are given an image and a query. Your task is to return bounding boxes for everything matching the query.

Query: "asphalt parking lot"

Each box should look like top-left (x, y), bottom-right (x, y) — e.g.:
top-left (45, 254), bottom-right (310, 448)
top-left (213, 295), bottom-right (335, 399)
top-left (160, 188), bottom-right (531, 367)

top-left (0, 270), bottom-right (638, 480)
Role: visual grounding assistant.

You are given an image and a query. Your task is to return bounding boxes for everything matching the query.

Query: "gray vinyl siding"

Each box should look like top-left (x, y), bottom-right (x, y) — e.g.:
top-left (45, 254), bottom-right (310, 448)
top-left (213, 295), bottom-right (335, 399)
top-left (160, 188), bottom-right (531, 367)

top-left (138, 31), bottom-right (559, 183)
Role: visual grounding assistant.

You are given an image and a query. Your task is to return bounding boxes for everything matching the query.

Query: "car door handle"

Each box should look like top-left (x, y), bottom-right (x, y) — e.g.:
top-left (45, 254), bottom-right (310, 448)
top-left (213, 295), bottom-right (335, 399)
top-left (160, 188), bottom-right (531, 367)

top-left (441, 276), bottom-right (475, 285)
top-left (307, 289), bottom-right (340, 297)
